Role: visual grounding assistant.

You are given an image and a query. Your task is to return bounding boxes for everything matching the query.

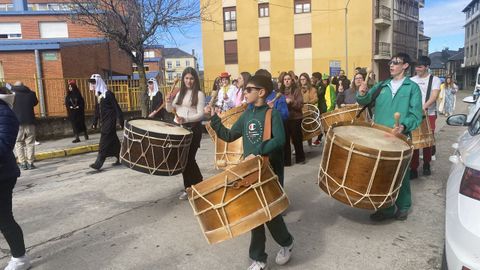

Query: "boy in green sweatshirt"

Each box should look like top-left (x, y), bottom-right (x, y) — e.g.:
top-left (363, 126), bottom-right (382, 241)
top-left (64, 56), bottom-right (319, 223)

top-left (207, 74), bottom-right (294, 270)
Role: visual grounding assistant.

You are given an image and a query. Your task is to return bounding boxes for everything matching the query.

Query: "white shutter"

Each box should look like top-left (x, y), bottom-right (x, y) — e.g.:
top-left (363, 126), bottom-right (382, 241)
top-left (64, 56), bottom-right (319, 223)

top-left (39, 22), bottom-right (68, 38)
top-left (0, 23), bottom-right (21, 35)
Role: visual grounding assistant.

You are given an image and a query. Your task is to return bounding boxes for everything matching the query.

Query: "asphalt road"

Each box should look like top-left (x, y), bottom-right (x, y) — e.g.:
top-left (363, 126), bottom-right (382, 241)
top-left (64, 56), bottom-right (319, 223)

top-left (0, 92), bottom-right (472, 270)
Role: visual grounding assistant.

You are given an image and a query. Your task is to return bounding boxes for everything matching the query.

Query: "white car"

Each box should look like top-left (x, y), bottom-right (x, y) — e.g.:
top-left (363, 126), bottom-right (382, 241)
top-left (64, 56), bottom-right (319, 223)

top-left (443, 97), bottom-right (480, 270)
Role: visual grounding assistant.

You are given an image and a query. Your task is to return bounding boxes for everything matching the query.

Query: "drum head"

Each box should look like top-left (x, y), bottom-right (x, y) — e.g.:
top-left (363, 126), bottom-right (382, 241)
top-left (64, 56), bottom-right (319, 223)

top-left (333, 125), bottom-right (410, 152)
top-left (128, 119), bottom-right (191, 136)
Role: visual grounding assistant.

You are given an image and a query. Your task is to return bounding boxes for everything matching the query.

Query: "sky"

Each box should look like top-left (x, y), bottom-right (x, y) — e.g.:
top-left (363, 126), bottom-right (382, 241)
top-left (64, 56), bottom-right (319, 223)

top-left (421, 0), bottom-right (470, 53)
top-left (167, 0), bottom-right (471, 70)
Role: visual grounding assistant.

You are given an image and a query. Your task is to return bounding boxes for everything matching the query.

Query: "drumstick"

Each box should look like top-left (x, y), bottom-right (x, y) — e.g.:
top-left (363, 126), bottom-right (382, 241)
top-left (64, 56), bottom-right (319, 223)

top-left (394, 112), bottom-right (401, 128)
top-left (270, 92), bottom-right (282, 103)
top-left (209, 90), bottom-right (218, 107)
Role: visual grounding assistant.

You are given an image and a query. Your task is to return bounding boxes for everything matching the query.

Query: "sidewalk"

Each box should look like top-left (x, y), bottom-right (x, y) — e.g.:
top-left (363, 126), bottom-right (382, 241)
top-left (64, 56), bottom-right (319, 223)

top-left (34, 131), bottom-right (123, 161)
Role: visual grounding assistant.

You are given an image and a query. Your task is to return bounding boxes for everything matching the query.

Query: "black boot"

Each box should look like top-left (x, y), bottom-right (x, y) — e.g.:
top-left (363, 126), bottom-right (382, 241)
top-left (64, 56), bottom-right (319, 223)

top-left (72, 135), bottom-right (80, 143)
top-left (112, 156), bottom-right (121, 166)
top-left (84, 131), bottom-right (89, 140)
top-left (423, 163), bottom-right (431, 176)
top-left (89, 156), bottom-right (105, 170)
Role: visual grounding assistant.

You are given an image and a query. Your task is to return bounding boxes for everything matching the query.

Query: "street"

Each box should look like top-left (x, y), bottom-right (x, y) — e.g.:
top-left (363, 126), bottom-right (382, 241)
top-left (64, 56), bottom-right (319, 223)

top-left (0, 96), bottom-right (470, 270)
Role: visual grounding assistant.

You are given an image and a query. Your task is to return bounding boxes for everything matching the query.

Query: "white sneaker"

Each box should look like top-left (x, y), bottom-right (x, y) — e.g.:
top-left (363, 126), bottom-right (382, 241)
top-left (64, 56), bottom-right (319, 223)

top-left (178, 191), bottom-right (188, 200)
top-left (292, 150), bottom-right (296, 155)
top-left (5, 255), bottom-right (31, 270)
top-left (275, 241), bottom-right (294, 265)
top-left (34, 141), bottom-right (40, 146)
top-left (247, 261), bottom-right (267, 270)
top-left (431, 155), bottom-right (436, 161)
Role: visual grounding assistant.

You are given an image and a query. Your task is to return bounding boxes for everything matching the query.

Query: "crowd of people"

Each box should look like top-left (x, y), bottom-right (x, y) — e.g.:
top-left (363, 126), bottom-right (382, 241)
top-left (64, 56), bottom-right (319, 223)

top-left (0, 52), bottom-right (461, 270)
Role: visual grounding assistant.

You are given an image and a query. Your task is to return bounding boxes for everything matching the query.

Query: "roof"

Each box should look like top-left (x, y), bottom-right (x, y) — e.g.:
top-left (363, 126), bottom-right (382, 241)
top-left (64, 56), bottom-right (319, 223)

top-left (0, 38), bottom-right (108, 51)
top-left (0, 10), bottom-right (74, 16)
top-left (463, 0), bottom-right (479, 12)
top-left (145, 44), bottom-right (164, 49)
top-left (132, 71), bottom-right (159, 80)
top-left (162, 48), bottom-right (194, 59)
top-left (448, 51), bottom-right (465, 61)
top-left (429, 49), bottom-right (463, 69)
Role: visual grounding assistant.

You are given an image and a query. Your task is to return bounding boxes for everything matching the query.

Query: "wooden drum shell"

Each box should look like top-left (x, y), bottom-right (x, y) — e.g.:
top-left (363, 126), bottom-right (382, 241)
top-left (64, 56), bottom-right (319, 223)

top-left (318, 122), bottom-right (413, 210)
top-left (187, 156), bottom-right (289, 244)
top-left (411, 115), bottom-right (435, 149)
top-left (120, 118), bottom-right (193, 176)
top-left (320, 104), bottom-right (369, 134)
top-left (206, 104), bottom-right (247, 169)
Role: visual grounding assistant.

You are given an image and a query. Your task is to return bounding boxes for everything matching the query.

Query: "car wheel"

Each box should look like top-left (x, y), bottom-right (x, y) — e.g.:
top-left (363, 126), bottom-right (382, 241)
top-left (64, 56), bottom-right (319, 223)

top-left (441, 246), bottom-right (448, 270)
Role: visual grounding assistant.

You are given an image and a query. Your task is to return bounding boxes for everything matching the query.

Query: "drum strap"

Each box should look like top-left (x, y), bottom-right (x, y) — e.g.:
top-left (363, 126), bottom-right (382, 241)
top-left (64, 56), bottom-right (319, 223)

top-left (425, 75), bottom-right (434, 102)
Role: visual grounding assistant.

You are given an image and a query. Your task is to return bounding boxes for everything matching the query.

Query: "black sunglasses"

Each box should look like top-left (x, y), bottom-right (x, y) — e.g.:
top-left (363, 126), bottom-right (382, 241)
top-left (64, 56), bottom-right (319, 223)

top-left (388, 60), bottom-right (404, 66)
top-left (245, 86), bottom-right (263, 93)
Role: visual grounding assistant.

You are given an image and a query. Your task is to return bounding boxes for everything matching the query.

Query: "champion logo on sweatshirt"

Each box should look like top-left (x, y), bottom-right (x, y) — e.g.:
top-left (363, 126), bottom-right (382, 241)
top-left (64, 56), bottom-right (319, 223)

top-left (246, 119), bottom-right (263, 144)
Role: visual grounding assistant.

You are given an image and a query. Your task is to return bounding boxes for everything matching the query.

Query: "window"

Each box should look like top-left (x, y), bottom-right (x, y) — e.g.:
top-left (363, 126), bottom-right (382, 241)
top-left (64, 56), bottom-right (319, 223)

top-left (0, 4), bottom-right (14, 11)
top-left (294, 33), bottom-right (312, 48)
top-left (176, 73), bottom-right (181, 79)
top-left (224, 40), bottom-right (238, 64)
top-left (132, 65), bottom-right (149, 72)
top-left (0, 23), bottom-right (22, 39)
top-left (144, 51), bottom-right (155, 58)
top-left (167, 61), bottom-right (172, 69)
top-left (294, 0), bottom-right (311, 14)
top-left (186, 60), bottom-right (190, 67)
top-left (259, 3), bottom-right (269, 17)
top-left (39, 22), bottom-right (68, 38)
top-left (167, 72), bottom-right (173, 81)
top-left (176, 60), bottom-right (180, 67)
top-left (259, 37), bottom-right (270, 51)
top-left (223, 7), bottom-right (237, 32)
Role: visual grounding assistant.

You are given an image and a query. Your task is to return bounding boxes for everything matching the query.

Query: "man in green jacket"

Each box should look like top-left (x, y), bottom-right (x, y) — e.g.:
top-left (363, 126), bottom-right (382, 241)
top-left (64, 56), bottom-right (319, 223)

top-left (357, 53), bottom-right (423, 221)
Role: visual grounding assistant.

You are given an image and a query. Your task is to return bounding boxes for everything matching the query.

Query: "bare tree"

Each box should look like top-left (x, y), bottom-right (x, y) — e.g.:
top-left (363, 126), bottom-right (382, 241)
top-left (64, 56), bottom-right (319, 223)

top-left (69, 0), bottom-right (209, 116)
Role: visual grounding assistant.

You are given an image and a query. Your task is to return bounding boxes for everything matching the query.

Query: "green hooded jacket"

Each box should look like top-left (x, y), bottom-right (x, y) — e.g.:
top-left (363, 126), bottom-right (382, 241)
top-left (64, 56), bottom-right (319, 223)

top-left (317, 84), bottom-right (336, 113)
top-left (356, 77), bottom-right (423, 134)
top-left (210, 104), bottom-right (286, 183)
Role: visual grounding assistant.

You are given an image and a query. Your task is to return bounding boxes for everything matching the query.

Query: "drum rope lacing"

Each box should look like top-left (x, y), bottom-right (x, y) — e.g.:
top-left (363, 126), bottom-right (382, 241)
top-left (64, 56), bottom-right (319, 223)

top-left (188, 158), bottom-right (285, 240)
top-left (120, 125), bottom-right (191, 175)
top-left (318, 128), bottom-right (411, 210)
top-left (301, 104), bottom-right (321, 133)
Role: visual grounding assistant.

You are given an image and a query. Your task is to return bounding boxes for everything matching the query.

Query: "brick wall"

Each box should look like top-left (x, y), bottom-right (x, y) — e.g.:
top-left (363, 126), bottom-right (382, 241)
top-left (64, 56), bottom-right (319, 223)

top-left (60, 41), bottom-right (132, 78)
top-left (0, 15), bottom-right (101, 39)
top-left (0, 51), bottom-right (37, 78)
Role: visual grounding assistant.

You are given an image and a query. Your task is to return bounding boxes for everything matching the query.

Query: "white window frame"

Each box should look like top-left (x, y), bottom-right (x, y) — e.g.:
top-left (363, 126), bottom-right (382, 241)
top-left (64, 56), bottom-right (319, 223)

top-left (0, 23), bottom-right (22, 39)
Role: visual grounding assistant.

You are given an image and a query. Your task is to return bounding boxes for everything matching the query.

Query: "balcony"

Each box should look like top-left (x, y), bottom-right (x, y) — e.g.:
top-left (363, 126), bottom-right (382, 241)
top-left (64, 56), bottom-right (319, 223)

top-left (417, 0), bottom-right (424, 8)
top-left (374, 42), bottom-right (391, 60)
top-left (374, 5), bottom-right (392, 29)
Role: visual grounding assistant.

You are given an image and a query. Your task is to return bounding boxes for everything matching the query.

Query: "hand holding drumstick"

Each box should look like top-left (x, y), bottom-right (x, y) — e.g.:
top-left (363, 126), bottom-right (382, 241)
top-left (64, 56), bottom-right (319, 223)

top-left (391, 112), bottom-right (404, 135)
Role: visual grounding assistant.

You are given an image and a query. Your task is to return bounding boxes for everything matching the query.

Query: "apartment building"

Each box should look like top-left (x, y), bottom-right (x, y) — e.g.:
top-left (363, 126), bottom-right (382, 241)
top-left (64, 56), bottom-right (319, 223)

top-left (163, 48), bottom-right (197, 84)
top-left (463, 0), bottom-right (480, 89)
top-left (201, 0), bottom-right (425, 81)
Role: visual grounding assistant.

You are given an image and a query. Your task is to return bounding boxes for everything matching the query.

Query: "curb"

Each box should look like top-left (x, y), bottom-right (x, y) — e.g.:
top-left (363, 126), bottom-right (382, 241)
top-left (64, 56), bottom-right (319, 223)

top-left (35, 144), bottom-right (99, 161)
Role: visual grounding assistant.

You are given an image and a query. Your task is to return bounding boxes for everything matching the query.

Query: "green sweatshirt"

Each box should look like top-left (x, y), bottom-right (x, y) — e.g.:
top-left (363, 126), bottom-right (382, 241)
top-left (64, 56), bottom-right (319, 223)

top-left (210, 104), bottom-right (286, 183)
top-left (356, 77), bottom-right (423, 134)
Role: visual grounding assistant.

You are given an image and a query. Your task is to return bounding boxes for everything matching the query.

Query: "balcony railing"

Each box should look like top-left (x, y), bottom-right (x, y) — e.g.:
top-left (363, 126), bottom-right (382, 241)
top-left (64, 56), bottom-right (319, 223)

top-left (375, 42), bottom-right (391, 57)
top-left (375, 5), bottom-right (391, 21)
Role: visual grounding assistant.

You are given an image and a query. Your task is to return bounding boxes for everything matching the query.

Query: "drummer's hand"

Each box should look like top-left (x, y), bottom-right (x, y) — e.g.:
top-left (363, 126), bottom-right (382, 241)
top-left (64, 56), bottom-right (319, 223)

top-left (204, 105), bottom-right (211, 114)
top-left (392, 124), bottom-right (405, 135)
top-left (173, 77), bottom-right (180, 85)
top-left (176, 116), bottom-right (185, 124)
top-left (358, 81), bottom-right (368, 95)
top-left (148, 111), bottom-right (156, 118)
top-left (214, 107), bottom-right (222, 114)
top-left (422, 104), bottom-right (429, 111)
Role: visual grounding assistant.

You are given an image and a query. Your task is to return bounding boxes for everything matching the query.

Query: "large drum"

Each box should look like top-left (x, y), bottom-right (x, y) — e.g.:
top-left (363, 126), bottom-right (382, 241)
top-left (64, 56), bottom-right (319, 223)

top-left (187, 156), bottom-right (289, 244)
top-left (411, 113), bottom-right (435, 149)
top-left (320, 104), bottom-right (369, 134)
top-left (120, 118), bottom-right (192, 176)
top-left (206, 104), bottom-right (247, 169)
top-left (318, 122), bottom-right (413, 210)
top-left (302, 104), bottom-right (322, 141)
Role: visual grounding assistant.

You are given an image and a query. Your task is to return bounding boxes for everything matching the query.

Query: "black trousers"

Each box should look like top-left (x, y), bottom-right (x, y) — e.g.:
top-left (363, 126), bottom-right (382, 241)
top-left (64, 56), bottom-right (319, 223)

top-left (0, 178), bottom-right (26, 258)
top-left (249, 215), bottom-right (293, 262)
top-left (284, 119), bottom-right (305, 165)
top-left (182, 122), bottom-right (203, 188)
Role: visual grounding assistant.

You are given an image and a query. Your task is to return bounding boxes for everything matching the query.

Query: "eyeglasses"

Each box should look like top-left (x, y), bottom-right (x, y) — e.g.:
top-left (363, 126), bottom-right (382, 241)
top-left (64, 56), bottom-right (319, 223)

top-left (245, 86), bottom-right (263, 93)
top-left (388, 60), bottom-right (404, 66)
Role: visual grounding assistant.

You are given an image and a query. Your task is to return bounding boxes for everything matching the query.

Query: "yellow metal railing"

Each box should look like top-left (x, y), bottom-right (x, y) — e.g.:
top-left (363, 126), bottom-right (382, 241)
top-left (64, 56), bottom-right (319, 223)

top-left (1, 77), bottom-right (216, 117)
